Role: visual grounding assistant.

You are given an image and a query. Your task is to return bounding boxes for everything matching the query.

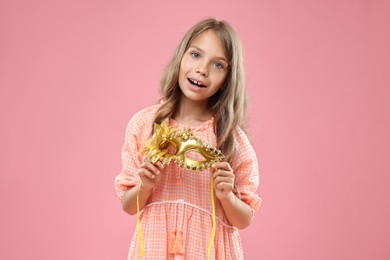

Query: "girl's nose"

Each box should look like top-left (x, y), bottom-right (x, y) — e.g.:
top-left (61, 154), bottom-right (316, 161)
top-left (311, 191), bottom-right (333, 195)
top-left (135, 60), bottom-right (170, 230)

top-left (196, 63), bottom-right (208, 77)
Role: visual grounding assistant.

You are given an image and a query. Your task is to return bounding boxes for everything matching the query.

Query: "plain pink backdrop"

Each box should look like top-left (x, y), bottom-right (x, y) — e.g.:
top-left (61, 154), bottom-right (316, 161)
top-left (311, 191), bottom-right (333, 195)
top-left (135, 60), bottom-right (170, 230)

top-left (1, 1), bottom-right (389, 259)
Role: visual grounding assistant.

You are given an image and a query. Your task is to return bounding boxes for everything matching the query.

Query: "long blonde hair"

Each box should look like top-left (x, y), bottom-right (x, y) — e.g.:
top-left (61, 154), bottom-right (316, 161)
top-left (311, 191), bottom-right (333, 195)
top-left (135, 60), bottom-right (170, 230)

top-left (154, 18), bottom-right (248, 162)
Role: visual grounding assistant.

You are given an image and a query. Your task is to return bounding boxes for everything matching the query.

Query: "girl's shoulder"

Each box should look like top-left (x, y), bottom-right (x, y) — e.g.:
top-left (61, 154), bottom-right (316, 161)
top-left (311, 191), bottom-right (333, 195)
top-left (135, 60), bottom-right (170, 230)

top-left (231, 126), bottom-right (258, 167)
top-left (126, 103), bottom-right (161, 136)
top-left (234, 126), bottom-right (251, 146)
top-left (130, 103), bottom-right (161, 122)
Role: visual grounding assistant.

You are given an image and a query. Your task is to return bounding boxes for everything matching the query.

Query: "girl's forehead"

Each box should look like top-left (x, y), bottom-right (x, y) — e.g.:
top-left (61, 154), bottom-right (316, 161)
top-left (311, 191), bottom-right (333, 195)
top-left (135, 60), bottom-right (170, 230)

top-left (188, 30), bottom-right (229, 60)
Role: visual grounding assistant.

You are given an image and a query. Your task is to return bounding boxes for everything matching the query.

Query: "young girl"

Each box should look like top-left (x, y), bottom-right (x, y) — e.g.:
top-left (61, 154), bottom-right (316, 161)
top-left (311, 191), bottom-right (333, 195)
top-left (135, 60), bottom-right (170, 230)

top-left (115, 18), bottom-right (261, 259)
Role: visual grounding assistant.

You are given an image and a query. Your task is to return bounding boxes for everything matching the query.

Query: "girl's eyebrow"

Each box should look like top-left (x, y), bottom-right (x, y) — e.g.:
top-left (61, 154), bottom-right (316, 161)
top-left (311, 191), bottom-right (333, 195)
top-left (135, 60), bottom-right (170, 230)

top-left (189, 45), bottom-right (228, 63)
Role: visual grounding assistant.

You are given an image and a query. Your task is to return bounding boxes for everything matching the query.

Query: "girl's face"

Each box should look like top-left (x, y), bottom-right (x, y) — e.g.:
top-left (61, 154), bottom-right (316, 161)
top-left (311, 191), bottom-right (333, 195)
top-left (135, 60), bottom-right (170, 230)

top-left (178, 30), bottom-right (229, 105)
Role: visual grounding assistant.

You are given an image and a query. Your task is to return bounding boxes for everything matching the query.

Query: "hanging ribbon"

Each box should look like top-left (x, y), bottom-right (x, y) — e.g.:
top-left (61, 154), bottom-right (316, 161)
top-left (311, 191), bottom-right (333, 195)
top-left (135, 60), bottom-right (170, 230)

top-left (207, 175), bottom-right (216, 258)
top-left (136, 119), bottom-right (223, 257)
top-left (136, 183), bottom-right (145, 257)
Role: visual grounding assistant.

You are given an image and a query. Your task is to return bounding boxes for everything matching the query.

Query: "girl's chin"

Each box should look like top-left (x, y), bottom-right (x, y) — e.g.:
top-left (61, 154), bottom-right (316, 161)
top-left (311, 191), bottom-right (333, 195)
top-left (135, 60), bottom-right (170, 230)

top-left (179, 93), bottom-right (209, 104)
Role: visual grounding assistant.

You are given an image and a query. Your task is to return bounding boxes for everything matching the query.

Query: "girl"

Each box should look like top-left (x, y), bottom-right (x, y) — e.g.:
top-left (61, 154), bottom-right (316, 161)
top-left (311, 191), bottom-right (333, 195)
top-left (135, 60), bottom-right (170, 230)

top-left (115, 18), bottom-right (261, 259)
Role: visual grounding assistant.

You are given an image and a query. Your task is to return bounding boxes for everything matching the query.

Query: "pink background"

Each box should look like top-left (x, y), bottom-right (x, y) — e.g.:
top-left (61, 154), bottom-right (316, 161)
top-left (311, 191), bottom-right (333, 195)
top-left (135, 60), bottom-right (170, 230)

top-left (1, 1), bottom-right (389, 259)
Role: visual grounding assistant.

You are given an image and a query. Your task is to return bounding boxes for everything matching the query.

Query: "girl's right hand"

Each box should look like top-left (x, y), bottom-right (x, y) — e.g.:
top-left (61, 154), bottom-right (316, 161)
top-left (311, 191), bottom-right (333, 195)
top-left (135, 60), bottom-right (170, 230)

top-left (137, 157), bottom-right (165, 191)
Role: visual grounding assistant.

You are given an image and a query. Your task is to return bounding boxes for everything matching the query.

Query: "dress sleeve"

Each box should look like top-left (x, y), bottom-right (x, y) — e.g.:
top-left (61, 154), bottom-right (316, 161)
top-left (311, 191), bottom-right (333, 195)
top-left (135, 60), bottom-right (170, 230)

top-left (232, 128), bottom-right (262, 214)
top-left (114, 117), bottom-right (143, 202)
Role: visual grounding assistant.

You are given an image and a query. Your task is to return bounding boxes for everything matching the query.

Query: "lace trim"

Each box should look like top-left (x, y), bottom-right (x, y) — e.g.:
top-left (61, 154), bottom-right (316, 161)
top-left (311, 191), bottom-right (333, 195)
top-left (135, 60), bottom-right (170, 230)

top-left (144, 200), bottom-right (235, 229)
top-left (169, 117), bottom-right (214, 131)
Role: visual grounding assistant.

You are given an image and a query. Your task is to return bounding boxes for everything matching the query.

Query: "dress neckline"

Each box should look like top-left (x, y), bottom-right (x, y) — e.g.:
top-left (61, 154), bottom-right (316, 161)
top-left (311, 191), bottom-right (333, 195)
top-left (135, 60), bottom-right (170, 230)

top-left (169, 117), bottom-right (214, 131)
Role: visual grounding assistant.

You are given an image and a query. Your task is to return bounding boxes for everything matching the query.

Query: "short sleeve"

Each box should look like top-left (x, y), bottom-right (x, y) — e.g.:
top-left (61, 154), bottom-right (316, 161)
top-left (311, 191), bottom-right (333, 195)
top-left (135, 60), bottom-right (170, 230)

top-left (232, 128), bottom-right (262, 214)
top-left (114, 118), bottom-right (143, 202)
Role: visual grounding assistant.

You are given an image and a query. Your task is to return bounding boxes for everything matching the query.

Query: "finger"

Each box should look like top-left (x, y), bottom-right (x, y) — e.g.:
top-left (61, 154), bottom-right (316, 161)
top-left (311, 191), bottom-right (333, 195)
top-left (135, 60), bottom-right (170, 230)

top-left (216, 182), bottom-right (234, 191)
top-left (212, 162), bottom-right (232, 171)
top-left (142, 161), bottom-right (161, 175)
top-left (138, 168), bottom-right (156, 179)
top-left (143, 157), bottom-right (165, 169)
top-left (213, 169), bottom-right (234, 178)
top-left (214, 176), bottom-right (234, 185)
top-left (142, 156), bottom-right (152, 163)
top-left (155, 160), bottom-right (165, 171)
top-left (143, 156), bottom-right (160, 166)
top-left (212, 169), bottom-right (222, 178)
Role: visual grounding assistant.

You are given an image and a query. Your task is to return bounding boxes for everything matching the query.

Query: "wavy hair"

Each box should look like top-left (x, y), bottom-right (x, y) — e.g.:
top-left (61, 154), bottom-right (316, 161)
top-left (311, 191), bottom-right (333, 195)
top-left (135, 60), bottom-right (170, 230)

top-left (154, 18), bottom-right (248, 163)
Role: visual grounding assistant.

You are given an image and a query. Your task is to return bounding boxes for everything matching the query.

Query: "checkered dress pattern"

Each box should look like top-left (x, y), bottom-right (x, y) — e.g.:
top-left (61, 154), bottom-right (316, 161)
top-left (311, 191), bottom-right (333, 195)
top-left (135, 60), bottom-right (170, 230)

top-left (115, 104), bottom-right (261, 260)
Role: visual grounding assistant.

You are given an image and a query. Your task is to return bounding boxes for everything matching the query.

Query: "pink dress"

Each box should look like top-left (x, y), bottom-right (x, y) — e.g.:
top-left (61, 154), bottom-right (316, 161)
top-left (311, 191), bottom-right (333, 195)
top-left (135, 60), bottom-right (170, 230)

top-left (115, 104), bottom-right (261, 260)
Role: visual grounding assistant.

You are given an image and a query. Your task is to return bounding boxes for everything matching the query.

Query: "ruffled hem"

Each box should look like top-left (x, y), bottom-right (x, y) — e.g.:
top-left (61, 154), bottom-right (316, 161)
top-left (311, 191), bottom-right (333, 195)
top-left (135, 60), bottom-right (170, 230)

top-left (127, 201), bottom-right (244, 260)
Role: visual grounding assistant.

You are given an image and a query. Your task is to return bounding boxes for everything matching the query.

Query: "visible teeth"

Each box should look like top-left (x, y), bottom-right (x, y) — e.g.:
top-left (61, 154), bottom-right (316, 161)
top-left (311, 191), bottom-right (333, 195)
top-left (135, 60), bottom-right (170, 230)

top-left (189, 78), bottom-right (203, 87)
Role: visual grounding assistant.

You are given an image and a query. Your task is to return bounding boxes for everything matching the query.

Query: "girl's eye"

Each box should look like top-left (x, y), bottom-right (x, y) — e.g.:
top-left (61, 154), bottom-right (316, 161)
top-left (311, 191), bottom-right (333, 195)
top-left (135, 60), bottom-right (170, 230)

top-left (214, 62), bottom-right (224, 69)
top-left (191, 52), bottom-right (200, 59)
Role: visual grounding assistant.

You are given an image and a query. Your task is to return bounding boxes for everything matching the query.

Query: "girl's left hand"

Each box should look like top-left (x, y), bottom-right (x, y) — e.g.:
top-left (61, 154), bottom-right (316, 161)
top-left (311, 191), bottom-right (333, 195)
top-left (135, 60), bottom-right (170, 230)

top-left (211, 162), bottom-right (235, 200)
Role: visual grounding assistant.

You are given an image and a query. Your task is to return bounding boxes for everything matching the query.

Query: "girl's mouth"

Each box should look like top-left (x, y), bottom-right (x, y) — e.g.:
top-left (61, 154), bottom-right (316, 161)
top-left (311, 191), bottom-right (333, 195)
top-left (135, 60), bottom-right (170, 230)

top-left (188, 78), bottom-right (206, 88)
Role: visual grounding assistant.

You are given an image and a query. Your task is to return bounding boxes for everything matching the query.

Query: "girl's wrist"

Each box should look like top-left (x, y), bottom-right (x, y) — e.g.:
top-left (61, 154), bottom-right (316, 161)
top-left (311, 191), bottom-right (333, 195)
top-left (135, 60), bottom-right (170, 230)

top-left (140, 182), bottom-right (154, 193)
top-left (218, 191), bottom-right (235, 203)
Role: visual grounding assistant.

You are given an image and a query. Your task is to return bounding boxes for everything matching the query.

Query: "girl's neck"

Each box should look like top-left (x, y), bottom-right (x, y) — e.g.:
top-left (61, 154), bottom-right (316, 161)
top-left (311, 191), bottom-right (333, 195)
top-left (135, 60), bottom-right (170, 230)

top-left (173, 97), bottom-right (212, 126)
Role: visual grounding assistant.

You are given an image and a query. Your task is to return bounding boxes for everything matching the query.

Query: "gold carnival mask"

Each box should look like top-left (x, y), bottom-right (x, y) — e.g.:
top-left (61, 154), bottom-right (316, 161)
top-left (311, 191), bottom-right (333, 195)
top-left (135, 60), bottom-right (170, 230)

top-left (140, 118), bottom-right (224, 171)
top-left (137, 118), bottom-right (222, 257)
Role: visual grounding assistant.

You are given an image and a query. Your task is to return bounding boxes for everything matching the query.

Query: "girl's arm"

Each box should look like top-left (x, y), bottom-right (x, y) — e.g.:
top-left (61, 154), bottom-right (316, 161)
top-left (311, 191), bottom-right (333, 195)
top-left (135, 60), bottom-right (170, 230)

top-left (121, 159), bottom-right (165, 215)
top-left (218, 190), bottom-right (253, 229)
top-left (212, 162), bottom-right (253, 229)
top-left (121, 183), bottom-right (152, 215)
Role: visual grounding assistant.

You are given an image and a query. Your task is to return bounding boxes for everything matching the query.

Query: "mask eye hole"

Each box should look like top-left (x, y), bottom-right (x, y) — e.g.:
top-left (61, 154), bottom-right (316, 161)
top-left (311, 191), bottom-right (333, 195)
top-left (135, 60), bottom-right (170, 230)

top-left (185, 150), bottom-right (207, 162)
top-left (167, 144), bottom-right (177, 155)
